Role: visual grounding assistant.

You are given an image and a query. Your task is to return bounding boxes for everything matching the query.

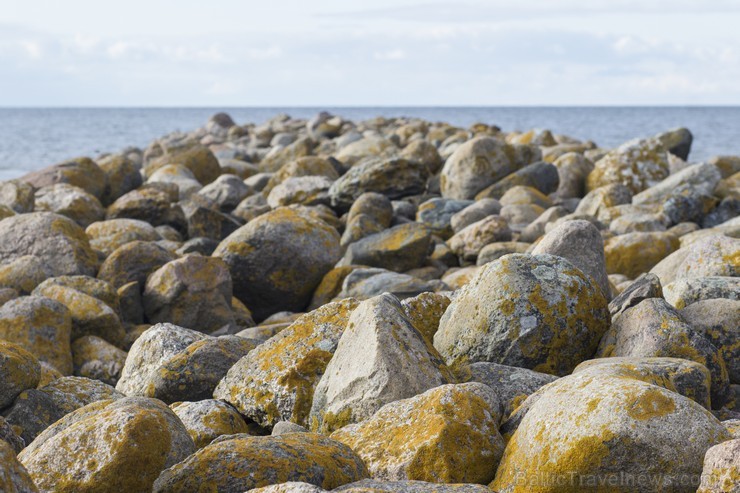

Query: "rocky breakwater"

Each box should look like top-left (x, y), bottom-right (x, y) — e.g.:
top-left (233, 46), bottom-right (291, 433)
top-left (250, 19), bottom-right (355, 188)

top-left (0, 112), bottom-right (737, 492)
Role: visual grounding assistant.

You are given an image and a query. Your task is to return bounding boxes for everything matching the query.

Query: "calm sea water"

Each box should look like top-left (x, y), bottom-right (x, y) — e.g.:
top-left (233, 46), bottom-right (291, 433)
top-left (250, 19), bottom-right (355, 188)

top-left (0, 107), bottom-right (738, 180)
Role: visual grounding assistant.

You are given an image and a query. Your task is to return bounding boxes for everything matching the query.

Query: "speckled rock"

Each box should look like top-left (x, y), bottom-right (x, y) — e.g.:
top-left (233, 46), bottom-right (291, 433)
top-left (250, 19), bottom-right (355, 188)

top-left (143, 255), bottom-right (235, 334)
top-left (198, 174), bottom-right (249, 210)
top-left (608, 272), bottom-right (663, 318)
top-left (552, 152), bottom-right (594, 199)
top-left (664, 276), bottom-right (740, 309)
top-left (213, 207), bottom-right (341, 321)
top-left (146, 145), bottom-right (221, 185)
top-left (634, 162), bottom-right (721, 206)
top-left (32, 283), bottom-right (126, 348)
top-left (248, 482), bottom-right (325, 493)
top-left (5, 376), bottom-right (124, 445)
top-left (491, 374), bottom-right (730, 493)
top-left (475, 161), bottom-right (559, 200)
top-left (499, 185), bottom-right (552, 208)
top-left (673, 234), bottom-right (739, 281)
top-left (339, 223), bottom-right (432, 273)
top-left (698, 438), bottom-right (740, 493)
top-left (272, 420), bottom-right (309, 435)
top-left (332, 383), bottom-right (504, 484)
top-left (334, 135), bottom-right (395, 167)
top-left (0, 296), bottom-right (73, 374)
top-left (400, 292), bottom-right (451, 344)
top-left (170, 400), bottom-right (249, 449)
top-left (97, 240), bottom-right (177, 289)
top-left (440, 137), bottom-right (524, 200)
top-left (97, 154), bottom-right (143, 206)
top-left (215, 299), bottom-right (359, 428)
top-left (310, 294), bottom-right (453, 433)
top-left (71, 335), bottom-right (127, 386)
top-left (264, 157), bottom-right (340, 194)
top-left (415, 198), bottom-right (473, 238)
top-left (0, 255), bottom-right (52, 294)
top-left (20, 157), bottom-right (107, 199)
top-left (308, 266), bottom-right (361, 310)
top-left (106, 187), bottom-right (186, 231)
top-left (0, 441), bottom-right (38, 493)
top-left (35, 275), bottom-right (120, 314)
top-left (531, 219), bottom-right (610, 299)
top-left (267, 176), bottom-right (333, 208)
top-left (19, 396), bottom-right (194, 493)
top-left (334, 268), bottom-right (444, 301)
top-left (152, 433), bottom-right (369, 493)
top-left (34, 184), bottom-right (105, 228)
top-left (586, 137), bottom-right (670, 194)
top-left (115, 323), bottom-right (209, 396)
top-left (597, 298), bottom-right (730, 408)
top-left (434, 254), bottom-right (610, 376)
top-left (463, 362), bottom-right (558, 417)
top-left (450, 198), bottom-right (502, 233)
top-left (0, 341), bottom-right (40, 410)
top-left (329, 157), bottom-right (429, 211)
top-left (575, 183), bottom-right (633, 219)
top-left (334, 479), bottom-right (492, 492)
top-left (260, 137), bottom-right (316, 172)
top-left (0, 415), bottom-right (24, 453)
top-left (85, 218), bottom-right (161, 256)
top-left (604, 231), bottom-right (679, 279)
top-left (682, 299), bottom-right (740, 384)
top-left (0, 180), bottom-right (35, 213)
top-left (0, 212), bottom-right (97, 277)
top-left (447, 215), bottom-right (512, 261)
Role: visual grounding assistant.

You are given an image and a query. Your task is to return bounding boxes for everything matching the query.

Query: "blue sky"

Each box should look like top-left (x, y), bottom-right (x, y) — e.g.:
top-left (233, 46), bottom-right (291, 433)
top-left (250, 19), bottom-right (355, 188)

top-left (1, 0), bottom-right (739, 106)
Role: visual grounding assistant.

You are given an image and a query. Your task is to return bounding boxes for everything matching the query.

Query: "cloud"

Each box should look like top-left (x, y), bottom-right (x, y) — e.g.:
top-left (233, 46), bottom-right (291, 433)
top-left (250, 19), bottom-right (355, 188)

top-left (373, 48), bottom-right (406, 60)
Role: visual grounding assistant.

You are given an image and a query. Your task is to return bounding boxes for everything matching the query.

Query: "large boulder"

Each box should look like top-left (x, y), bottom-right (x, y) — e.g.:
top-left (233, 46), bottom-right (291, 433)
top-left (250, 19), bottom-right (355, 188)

top-left (152, 433), bottom-right (369, 493)
top-left (34, 184), bottom-right (105, 228)
top-left (491, 374), bottom-right (730, 493)
top-left (18, 396), bottom-right (194, 493)
top-left (604, 231), bottom-right (679, 279)
top-left (145, 145), bottom-right (221, 185)
top-left (20, 157), bottom-right (107, 199)
top-left (0, 213), bottom-right (97, 277)
top-left (310, 294), bottom-right (453, 433)
top-left (0, 180), bottom-right (35, 213)
top-left (0, 441), bottom-right (38, 493)
top-left (447, 216), bottom-right (512, 261)
top-left (0, 341), bottom-right (40, 409)
top-left (332, 383), bottom-right (505, 484)
top-left (214, 299), bottom-right (359, 428)
top-left (682, 299), bottom-right (740, 385)
top-left (97, 240), bottom-right (177, 289)
top-left (698, 439), bottom-right (740, 493)
top-left (586, 137), bottom-right (670, 194)
top-left (213, 208), bottom-right (341, 321)
top-left (339, 223), bottom-right (432, 273)
top-left (170, 400), bottom-right (249, 449)
top-left (434, 254), bottom-right (610, 376)
top-left (85, 218), bottom-right (161, 256)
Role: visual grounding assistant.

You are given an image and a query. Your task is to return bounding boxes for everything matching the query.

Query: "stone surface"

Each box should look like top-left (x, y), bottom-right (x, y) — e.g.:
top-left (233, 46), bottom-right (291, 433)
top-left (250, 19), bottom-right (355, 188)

top-left (604, 231), bottom-right (679, 279)
top-left (0, 255), bottom-right (51, 295)
top-left (434, 254), bottom-right (610, 376)
top-left (310, 293), bottom-right (452, 433)
top-left (21, 157), bottom-right (107, 199)
top-left (97, 240), bottom-right (177, 289)
top-left (339, 223), bottom-right (432, 273)
top-left (682, 299), bottom-right (740, 384)
top-left (698, 439), bottom-right (740, 493)
top-left (608, 272), bottom-right (663, 318)
top-left (664, 276), bottom-right (740, 309)
top-left (0, 441), bottom-right (38, 493)
top-left (586, 137), bottom-right (670, 194)
top-left (0, 341), bottom-right (40, 410)
top-left (170, 399), bottom-right (249, 449)
top-left (34, 184), bottom-right (105, 227)
top-left (71, 335), bottom-right (127, 386)
top-left (447, 215), bottom-right (512, 261)
top-left (85, 218), bottom-right (161, 256)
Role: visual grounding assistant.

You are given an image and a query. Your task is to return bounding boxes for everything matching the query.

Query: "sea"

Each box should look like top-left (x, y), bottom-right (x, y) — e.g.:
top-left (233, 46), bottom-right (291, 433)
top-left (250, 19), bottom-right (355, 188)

top-left (1, 106), bottom-right (738, 181)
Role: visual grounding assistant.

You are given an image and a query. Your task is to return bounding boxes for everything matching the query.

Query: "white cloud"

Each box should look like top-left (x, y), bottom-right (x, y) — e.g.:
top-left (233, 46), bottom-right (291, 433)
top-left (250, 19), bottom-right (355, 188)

top-left (20, 40), bottom-right (42, 59)
top-left (246, 45), bottom-right (282, 60)
top-left (373, 48), bottom-right (406, 60)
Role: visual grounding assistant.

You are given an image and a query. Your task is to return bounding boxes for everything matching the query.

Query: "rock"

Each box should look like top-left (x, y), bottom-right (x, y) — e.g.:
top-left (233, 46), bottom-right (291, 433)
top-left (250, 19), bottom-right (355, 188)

top-left (633, 162), bottom-right (721, 205)
top-left (586, 137), bottom-right (670, 194)
top-left (34, 184), bottom-right (105, 228)
top-left (148, 336), bottom-right (255, 403)
top-left (329, 157), bottom-right (429, 211)
top-left (334, 135), bottom-right (395, 167)
top-left (0, 441), bottom-right (38, 493)
top-left (143, 255), bottom-right (234, 334)
top-left (97, 240), bottom-right (177, 289)
top-left (0, 180), bottom-right (35, 213)
top-left (664, 276), bottom-right (740, 309)
top-left (450, 198), bottom-right (502, 233)
top-left (400, 139), bottom-right (444, 174)
top-left (213, 208), bottom-right (341, 321)
top-left (575, 183), bottom-right (633, 220)
top-left (267, 176), bottom-right (333, 208)
top-left (310, 294), bottom-right (452, 433)
top-left (272, 421), bottom-right (308, 435)
top-left (339, 223), bottom-right (432, 273)
top-left (491, 375), bottom-right (729, 493)
top-left (447, 216), bottom-right (512, 261)
top-left (148, 164), bottom-right (203, 198)
top-left (519, 206), bottom-right (570, 243)
top-left (332, 383), bottom-right (505, 484)
top-left (334, 268), bottom-right (444, 301)
top-left (307, 112), bottom-right (341, 139)
top-left (85, 218), bottom-right (161, 256)
top-left (19, 396), bottom-right (194, 493)
top-left (264, 157), bottom-right (340, 194)
top-left (197, 174), bottom-right (249, 210)
top-left (464, 362), bottom-right (558, 417)
top-left (553, 152), bottom-right (594, 199)
top-left (698, 438), bottom-right (740, 493)
top-left (249, 482), bottom-right (324, 493)
top-left (152, 433), bottom-right (368, 493)
top-left (215, 299), bottom-right (358, 428)
top-left (682, 299), bottom-right (740, 384)
top-left (146, 145), bottom-right (221, 185)
top-left (476, 241), bottom-right (531, 266)
top-left (97, 154), bottom-right (143, 206)
top-left (415, 198), bottom-right (473, 238)
top-left (20, 157), bottom-right (106, 199)
top-left (0, 296), bottom-right (73, 374)
top-left (170, 400), bottom-right (249, 449)
top-left (475, 161), bottom-right (559, 200)
top-left (71, 335), bottom-right (127, 386)
top-left (32, 283), bottom-right (126, 347)
top-left (335, 480), bottom-right (492, 492)
top-left (434, 254), bottom-right (609, 376)
top-left (5, 376), bottom-right (124, 445)
top-left (0, 341), bottom-right (40, 410)
top-left (0, 212), bottom-right (97, 277)
top-left (655, 127), bottom-right (693, 160)
top-left (0, 415), bottom-right (24, 453)
top-left (604, 231), bottom-right (679, 279)
top-left (0, 255), bottom-right (52, 294)
top-left (106, 187), bottom-right (186, 232)
top-left (440, 137), bottom-right (525, 200)
top-left (499, 203), bottom-right (544, 230)
top-left (574, 357), bottom-right (714, 410)
top-left (260, 137), bottom-right (316, 172)
top-left (115, 323), bottom-right (209, 396)
top-left (399, 292), bottom-right (451, 344)
top-left (673, 234), bottom-right (739, 281)
top-left (608, 272), bottom-right (663, 318)
top-left (597, 298), bottom-right (730, 408)
top-left (500, 185), bottom-right (552, 208)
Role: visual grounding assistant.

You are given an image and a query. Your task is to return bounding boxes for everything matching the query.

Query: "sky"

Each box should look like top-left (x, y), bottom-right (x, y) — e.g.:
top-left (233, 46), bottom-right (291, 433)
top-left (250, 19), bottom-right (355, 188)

top-left (1, 0), bottom-right (740, 106)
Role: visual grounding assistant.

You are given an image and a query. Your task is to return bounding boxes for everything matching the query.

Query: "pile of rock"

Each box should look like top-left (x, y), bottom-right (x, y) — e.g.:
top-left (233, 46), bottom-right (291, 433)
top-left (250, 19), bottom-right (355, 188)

top-left (0, 112), bottom-right (737, 492)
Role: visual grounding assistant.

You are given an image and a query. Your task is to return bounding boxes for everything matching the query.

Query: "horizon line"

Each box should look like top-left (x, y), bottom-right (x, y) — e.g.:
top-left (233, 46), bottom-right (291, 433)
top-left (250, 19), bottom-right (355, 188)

top-left (2, 104), bottom-right (740, 110)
